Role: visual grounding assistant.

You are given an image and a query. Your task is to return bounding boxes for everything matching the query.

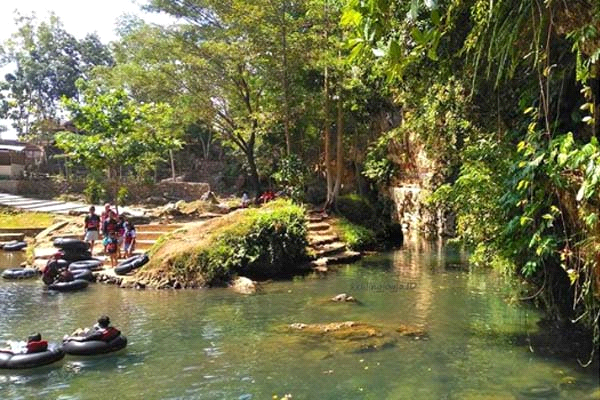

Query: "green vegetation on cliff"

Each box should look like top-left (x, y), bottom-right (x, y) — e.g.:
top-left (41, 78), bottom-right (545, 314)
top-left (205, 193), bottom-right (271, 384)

top-left (138, 200), bottom-right (308, 286)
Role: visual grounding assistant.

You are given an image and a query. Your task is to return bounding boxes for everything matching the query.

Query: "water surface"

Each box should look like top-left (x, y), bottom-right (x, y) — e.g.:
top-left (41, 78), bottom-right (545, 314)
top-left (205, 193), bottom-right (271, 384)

top-left (1, 240), bottom-right (598, 399)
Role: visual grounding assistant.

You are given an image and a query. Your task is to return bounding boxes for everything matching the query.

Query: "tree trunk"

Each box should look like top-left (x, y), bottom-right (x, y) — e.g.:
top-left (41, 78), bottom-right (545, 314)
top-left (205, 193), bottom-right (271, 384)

top-left (169, 149), bottom-right (176, 180)
top-left (333, 90), bottom-right (343, 202)
top-left (281, 0), bottom-right (291, 156)
top-left (246, 148), bottom-right (261, 197)
top-left (323, 64), bottom-right (333, 209)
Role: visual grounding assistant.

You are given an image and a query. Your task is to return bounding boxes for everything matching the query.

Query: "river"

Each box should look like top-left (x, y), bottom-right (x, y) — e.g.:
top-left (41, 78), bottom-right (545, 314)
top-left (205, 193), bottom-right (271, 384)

top-left (0, 240), bottom-right (598, 399)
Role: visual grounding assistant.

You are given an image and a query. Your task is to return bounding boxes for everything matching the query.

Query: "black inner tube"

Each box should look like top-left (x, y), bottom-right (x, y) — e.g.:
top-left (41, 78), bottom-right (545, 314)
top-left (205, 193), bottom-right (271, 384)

top-left (47, 279), bottom-right (89, 292)
top-left (0, 348), bottom-right (65, 369)
top-left (61, 335), bottom-right (127, 356)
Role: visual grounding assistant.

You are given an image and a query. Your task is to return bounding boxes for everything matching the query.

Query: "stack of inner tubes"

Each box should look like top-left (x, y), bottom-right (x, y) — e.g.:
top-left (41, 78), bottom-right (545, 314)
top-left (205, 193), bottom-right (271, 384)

top-left (0, 347), bottom-right (65, 369)
top-left (115, 254), bottom-right (150, 275)
top-left (71, 269), bottom-right (96, 282)
top-left (62, 335), bottom-right (127, 356)
top-left (68, 259), bottom-right (103, 282)
top-left (2, 268), bottom-right (39, 280)
top-left (53, 238), bottom-right (92, 262)
top-left (2, 241), bottom-right (27, 251)
top-left (68, 259), bottom-right (104, 272)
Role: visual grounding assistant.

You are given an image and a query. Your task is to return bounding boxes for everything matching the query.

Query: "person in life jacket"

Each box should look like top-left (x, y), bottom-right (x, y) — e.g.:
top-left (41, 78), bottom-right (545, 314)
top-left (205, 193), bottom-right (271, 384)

top-left (106, 231), bottom-right (119, 268)
top-left (84, 206), bottom-right (100, 256)
top-left (123, 222), bottom-right (137, 258)
top-left (64, 315), bottom-right (120, 343)
top-left (25, 333), bottom-right (48, 353)
top-left (42, 253), bottom-right (63, 285)
top-left (102, 210), bottom-right (119, 253)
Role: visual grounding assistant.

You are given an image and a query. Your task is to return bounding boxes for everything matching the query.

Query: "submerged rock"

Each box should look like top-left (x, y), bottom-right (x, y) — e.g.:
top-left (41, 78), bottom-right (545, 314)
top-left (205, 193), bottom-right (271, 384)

top-left (396, 324), bottom-right (429, 339)
top-left (230, 276), bottom-right (261, 295)
top-left (330, 293), bottom-right (357, 302)
top-left (284, 321), bottom-right (396, 353)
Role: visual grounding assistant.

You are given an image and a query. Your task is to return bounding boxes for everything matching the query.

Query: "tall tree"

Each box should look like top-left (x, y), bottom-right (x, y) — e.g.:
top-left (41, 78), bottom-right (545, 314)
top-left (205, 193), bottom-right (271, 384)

top-left (127, 0), bottom-right (316, 194)
top-left (55, 80), bottom-right (182, 203)
top-left (0, 14), bottom-right (114, 142)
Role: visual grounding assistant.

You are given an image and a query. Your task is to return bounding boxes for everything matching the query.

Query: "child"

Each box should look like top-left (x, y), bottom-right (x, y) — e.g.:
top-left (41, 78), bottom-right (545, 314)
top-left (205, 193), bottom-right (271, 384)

top-left (123, 223), bottom-right (137, 258)
top-left (106, 232), bottom-right (119, 268)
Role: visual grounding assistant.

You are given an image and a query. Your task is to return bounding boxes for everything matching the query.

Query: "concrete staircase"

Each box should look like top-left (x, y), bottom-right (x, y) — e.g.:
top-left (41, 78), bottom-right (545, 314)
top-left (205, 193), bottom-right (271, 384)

top-left (48, 223), bottom-right (183, 256)
top-left (306, 211), bottom-right (361, 272)
top-left (133, 224), bottom-right (183, 251)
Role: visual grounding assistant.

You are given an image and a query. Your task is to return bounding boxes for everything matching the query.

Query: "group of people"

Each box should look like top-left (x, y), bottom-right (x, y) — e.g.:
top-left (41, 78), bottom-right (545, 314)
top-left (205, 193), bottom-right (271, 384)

top-left (2, 315), bottom-right (119, 355)
top-left (84, 203), bottom-right (137, 267)
top-left (240, 190), bottom-right (279, 208)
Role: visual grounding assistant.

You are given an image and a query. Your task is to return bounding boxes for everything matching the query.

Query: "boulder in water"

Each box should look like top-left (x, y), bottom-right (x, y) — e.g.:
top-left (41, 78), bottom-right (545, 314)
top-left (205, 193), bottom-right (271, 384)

top-left (330, 293), bottom-right (357, 302)
top-left (230, 276), bottom-right (261, 295)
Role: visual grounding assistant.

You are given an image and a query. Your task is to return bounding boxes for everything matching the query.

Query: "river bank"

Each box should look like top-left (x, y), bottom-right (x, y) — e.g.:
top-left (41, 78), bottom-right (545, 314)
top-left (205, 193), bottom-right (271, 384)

top-left (5, 199), bottom-right (366, 292)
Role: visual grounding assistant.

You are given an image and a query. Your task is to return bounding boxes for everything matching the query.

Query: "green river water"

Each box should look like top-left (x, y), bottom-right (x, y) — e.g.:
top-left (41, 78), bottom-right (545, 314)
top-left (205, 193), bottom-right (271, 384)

top-left (0, 240), bottom-right (598, 400)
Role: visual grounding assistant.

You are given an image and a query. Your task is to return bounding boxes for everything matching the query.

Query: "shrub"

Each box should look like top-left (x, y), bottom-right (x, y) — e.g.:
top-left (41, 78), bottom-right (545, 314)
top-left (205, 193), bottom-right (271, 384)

top-left (335, 194), bottom-right (376, 226)
top-left (147, 199), bottom-right (309, 285)
top-left (332, 217), bottom-right (377, 251)
top-left (83, 175), bottom-right (105, 204)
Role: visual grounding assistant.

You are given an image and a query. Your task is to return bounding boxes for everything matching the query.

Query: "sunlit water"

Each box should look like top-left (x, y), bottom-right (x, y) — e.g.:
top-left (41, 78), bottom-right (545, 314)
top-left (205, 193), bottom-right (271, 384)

top-left (1, 240), bottom-right (598, 399)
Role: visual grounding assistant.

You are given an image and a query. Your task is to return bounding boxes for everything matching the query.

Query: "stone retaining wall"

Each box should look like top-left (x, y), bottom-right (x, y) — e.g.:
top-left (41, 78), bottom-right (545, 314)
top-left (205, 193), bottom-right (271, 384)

top-left (0, 179), bottom-right (210, 203)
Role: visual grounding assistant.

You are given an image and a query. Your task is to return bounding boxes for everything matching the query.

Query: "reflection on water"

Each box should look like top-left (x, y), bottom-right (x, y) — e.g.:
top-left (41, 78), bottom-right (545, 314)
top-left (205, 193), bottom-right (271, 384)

top-left (0, 251), bottom-right (27, 270)
top-left (0, 238), bottom-right (598, 399)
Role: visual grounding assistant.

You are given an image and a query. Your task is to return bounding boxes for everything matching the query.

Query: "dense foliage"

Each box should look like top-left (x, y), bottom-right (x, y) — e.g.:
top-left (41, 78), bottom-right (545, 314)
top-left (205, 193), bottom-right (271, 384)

top-left (345, 0), bottom-right (599, 353)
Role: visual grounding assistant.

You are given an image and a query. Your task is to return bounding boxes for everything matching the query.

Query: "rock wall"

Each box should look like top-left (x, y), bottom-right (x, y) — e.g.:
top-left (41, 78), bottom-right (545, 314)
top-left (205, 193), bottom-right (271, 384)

top-left (1, 178), bottom-right (210, 203)
top-left (390, 185), bottom-right (455, 237)
top-left (387, 136), bottom-right (455, 237)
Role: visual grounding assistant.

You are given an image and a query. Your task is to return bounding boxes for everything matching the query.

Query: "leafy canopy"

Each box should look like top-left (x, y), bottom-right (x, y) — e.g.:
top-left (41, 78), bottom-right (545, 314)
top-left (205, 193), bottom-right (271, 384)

top-left (55, 80), bottom-right (182, 176)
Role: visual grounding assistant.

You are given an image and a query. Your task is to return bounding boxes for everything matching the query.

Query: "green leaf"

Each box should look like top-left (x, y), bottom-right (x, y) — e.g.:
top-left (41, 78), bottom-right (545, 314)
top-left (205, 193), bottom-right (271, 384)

top-left (431, 9), bottom-right (441, 26)
top-left (411, 28), bottom-right (425, 44)
top-left (389, 40), bottom-right (401, 62)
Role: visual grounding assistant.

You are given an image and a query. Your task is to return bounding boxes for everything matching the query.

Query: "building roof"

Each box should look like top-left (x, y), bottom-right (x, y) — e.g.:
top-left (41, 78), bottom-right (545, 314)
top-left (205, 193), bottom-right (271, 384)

top-left (0, 144), bottom-right (26, 152)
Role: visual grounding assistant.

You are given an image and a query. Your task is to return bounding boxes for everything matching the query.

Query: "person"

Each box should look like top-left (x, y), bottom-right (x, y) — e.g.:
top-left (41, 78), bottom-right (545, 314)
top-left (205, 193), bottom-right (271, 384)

top-left (116, 215), bottom-right (126, 258)
top-left (100, 203), bottom-right (113, 226)
top-left (241, 191), bottom-right (250, 208)
top-left (64, 316), bottom-right (120, 343)
top-left (84, 206), bottom-right (100, 256)
top-left (106, 231), bottom-right (119, 268)
top-left (123, 222), bottom-right (137, 258)
top-left (25, 333), bottom-right (48, 354)
top-left (42, 255), bottom-right (62, 285)
top-left (102, 210), bottom-right (119, 254)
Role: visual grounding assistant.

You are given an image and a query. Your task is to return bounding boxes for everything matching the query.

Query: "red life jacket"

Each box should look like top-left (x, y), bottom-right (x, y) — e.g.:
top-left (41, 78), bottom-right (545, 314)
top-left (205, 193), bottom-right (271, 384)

top-left (100, 327), bottom-right (120, 342)
top-left (26, 340), bottom-right (48, 353)
top-left (85, 214), bottom-right (100, 230)
top-left (106, 240), bottom-right (118, 253)
top-left (124, 230), bottom-right (135, 244)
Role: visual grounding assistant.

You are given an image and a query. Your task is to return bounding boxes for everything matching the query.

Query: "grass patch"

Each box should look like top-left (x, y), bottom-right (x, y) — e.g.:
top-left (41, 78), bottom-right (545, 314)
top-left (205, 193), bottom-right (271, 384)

top-left (331, 217), bottom-right (377, 251)
top-left (138, 199), bottom-right (308, 286)
top-left (0, 207), bottom-right (55, 229)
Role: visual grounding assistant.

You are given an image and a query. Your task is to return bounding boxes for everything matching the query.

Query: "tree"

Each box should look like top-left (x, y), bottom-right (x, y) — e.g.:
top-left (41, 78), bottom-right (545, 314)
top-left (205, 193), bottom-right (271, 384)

top-left (136, 0), bottom-right (318, 194)
top-left (0, 13), bottom-right (113, 143)
top-left (55, 80), bottom-right (182, 203)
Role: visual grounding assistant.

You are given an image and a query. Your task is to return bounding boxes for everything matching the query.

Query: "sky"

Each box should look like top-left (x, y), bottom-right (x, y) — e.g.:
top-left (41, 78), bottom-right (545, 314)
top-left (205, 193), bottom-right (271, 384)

top-left (0, 0), bottom-right (175, 140)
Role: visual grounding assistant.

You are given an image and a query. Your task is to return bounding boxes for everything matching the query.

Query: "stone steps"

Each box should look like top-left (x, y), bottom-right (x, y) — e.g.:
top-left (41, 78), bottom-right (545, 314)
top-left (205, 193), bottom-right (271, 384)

top-left (307, 222), bottom-right (331, 232)
top-left (0, 233), bottom-right (25, 242)
top-left (311, 242), bottom-right (346, 257)
top-left (304, 212), bottom-right (361, 273)
top-left (308, 234), bottom-right (339, 246)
